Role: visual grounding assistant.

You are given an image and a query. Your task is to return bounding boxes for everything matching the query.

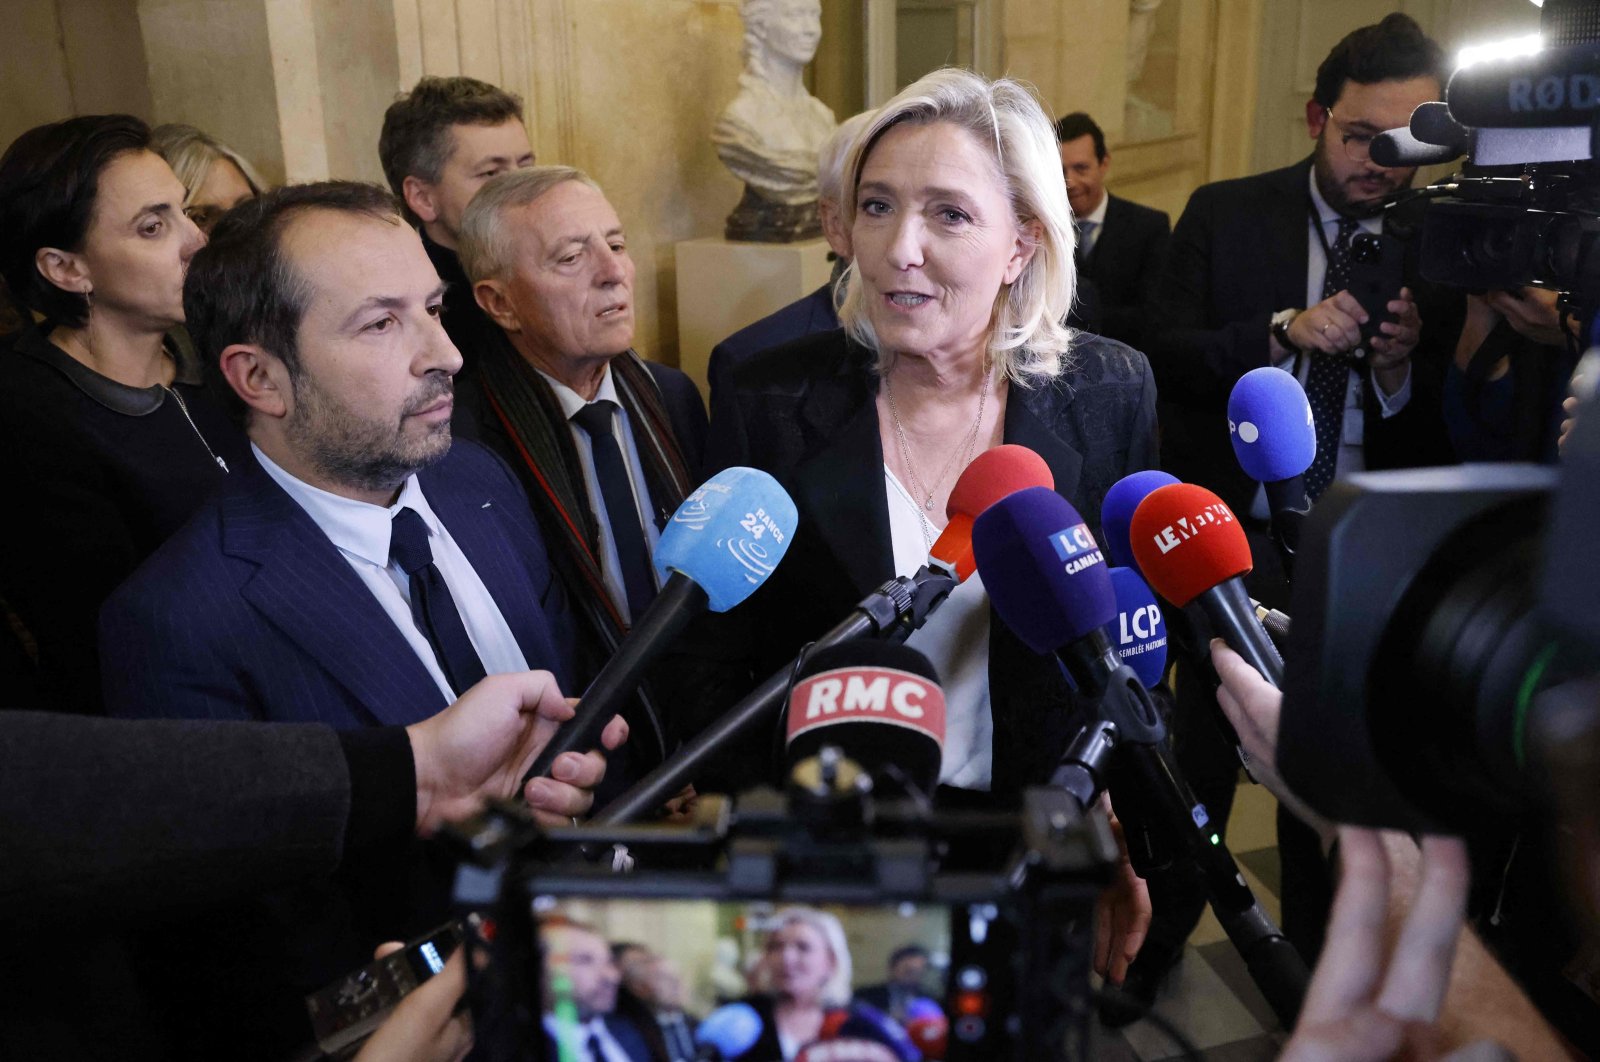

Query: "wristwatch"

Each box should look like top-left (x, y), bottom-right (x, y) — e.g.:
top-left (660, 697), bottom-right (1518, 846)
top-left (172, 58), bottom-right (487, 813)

top-left (1270, 308), bottom-right (1302, 356)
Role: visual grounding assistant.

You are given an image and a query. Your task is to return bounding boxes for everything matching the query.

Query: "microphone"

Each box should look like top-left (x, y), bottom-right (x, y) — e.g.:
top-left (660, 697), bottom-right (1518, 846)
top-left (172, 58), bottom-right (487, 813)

top-left (693, 1001), bottom-right (764, 1060)
top-left (1446, 42), bottom-right (1600, 129)
top-left (1100, 471), bottom-right (1180, 570)
top-left (1370, 126), bottom-right (1463, 167)
top-left (901, 998), bottom-right (947, 1059)
top-left (930, 444), bottom-right (1054, 580)
top-left (1106, 567), bottom-right (1167, 689)
top-left (799, 1004), bottom-right (921, 1062)
top-left (523, 467), bottom-right (798, 783)
top-left (1129, 484), bottom-right (1284, 687)
top-left (785, 640), bottom-right (946, 799)
top-left (1228, 367), bottom-right (1315, 513)
top-left (1411, 100), bottom-right (1474, 152)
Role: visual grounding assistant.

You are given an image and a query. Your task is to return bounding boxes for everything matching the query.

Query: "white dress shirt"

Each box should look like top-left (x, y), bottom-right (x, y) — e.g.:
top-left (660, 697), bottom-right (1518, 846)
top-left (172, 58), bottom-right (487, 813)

top-left (537, 364), bottom-right (663, 624)
top-left (541, 1015), bottom-right (636, 1062)
top-left (254, 444), bottom-right (528, 700)
top-left (886, 468), bottom-right (993, 791)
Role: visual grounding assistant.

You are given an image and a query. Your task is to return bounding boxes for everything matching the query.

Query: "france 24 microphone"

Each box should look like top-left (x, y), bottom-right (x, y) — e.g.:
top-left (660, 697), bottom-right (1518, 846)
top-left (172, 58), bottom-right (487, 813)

top-left (785, 639), bottom-right (946, 799)
top-left (693, 1001), bottom-right (764, 1060)
top-left (1129, 483), bottom-right (1284, 687)
top-left (523, 467), bottom-right (797, 784)
top-left (1100, 470), bottom-right (1180, 570)
top-left (1106, 566), bottom-right (1167, 689)
top-left (929, 444), bottom-right (1054, 580)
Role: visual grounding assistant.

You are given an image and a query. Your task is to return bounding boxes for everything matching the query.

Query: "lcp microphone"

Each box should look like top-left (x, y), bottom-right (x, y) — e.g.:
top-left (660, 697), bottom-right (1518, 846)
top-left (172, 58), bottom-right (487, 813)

top-left (523, 466), bottom-right (797, 783)
top-left (785, 640), bottom-right (946, 800)
top-left (1106, 567), bottom-right (1167, 689)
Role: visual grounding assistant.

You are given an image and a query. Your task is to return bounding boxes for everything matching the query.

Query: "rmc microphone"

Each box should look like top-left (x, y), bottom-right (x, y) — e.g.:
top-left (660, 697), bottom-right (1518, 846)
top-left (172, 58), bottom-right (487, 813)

top-left (1129, 483), bottom-right (1284, 687)
top-left (1100, 470), bottom-right (1180, 570)
top-left (523, 466), bottom-right (797, 784)
top-left (785, 639), bottom-right (946, 799)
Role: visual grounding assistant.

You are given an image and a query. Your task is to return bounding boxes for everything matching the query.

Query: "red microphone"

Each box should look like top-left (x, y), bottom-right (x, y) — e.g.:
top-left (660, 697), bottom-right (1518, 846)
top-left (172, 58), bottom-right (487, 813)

top-left (930, 445), bottom-right (1054, 581)
top-left (1128, 483), bottom-right (1284, 686)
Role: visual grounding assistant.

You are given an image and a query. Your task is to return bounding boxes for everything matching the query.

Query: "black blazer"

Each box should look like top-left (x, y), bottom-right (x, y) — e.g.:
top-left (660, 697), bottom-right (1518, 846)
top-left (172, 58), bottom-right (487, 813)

top-left (700, 329), bottom-right (1158, 801)
top-left (1080, 193), bottom-right (1170, 349)
top-left (708, 283), bottom-right (840, 412)
top-left (1148, 157), bottom-right (1454, 512)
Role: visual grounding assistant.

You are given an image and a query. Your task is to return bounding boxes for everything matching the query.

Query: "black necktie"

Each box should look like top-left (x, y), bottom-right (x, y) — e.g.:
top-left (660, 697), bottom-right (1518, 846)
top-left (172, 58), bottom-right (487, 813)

top-left (586, 1030), bottom-right (606, 1062)
top-left (1304, 217), bottom-right (1362, 501)
top-left (389, 507), bottom-right (487, 694)
top-left (571, 400), bottom-right (657, 622)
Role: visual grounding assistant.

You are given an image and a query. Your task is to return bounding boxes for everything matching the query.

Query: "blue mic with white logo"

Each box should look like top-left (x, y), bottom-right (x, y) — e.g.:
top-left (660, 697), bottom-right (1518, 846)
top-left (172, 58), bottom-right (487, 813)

top-left (1101, 470), bottom-right (1180, 571)
top-left (1228, 366), bottom-right (1317, 575)
top-left (694, 1002), bottom-right (764, 1060)
top-left (524, 467), bottom-right (798, 784)
top-left (1106, 567), bottom-right (1167, 689)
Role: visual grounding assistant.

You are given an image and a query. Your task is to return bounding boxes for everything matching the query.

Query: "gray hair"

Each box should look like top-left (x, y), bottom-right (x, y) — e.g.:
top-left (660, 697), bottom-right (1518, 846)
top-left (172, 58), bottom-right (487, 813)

top-left (770, 906), bottom-right (853, 1009)
top-left (817, 110), bottom-right (876, 210)
top-left (150, 123), bottom-right (266, 207)
top-left (458, 165), bottom-right (602, 283)
top-left (837, 68), bottom-right (1078, 384)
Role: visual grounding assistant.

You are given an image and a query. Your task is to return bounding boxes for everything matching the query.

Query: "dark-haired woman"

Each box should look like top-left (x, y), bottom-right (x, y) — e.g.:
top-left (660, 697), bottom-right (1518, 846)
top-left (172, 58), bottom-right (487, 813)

top-left (0, 114), bottom-right (245, 713)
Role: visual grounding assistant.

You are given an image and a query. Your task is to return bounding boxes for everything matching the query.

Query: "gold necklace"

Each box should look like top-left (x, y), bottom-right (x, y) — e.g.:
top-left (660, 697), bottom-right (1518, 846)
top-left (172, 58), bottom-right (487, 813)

top-left (883, 359), bottom-right (991, 528)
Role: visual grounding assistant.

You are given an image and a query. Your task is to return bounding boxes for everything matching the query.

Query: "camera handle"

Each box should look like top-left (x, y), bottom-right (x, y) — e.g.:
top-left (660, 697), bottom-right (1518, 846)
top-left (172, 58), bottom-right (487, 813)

top-left (1050, 671), bottom-right (1309, 1029)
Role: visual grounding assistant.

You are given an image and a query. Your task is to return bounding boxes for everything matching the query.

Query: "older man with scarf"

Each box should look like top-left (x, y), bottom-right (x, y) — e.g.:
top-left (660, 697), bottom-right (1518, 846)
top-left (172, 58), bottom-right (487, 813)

top-left (455, 167), bottom-right (708, 789)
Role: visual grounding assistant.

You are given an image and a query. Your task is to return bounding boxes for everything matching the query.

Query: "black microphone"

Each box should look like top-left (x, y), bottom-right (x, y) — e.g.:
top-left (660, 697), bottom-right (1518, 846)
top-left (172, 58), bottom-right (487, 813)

top-left (592, 565), bottom-right (958, 825)
top-left (522, 467), bottom-right (797, 785)
top-left (1447, 42), bottom-right (1600, 130)
top-left (1411, 100), bottom-right (1474, 151)
top-left (1370, 126), bottom-right (1464, 168)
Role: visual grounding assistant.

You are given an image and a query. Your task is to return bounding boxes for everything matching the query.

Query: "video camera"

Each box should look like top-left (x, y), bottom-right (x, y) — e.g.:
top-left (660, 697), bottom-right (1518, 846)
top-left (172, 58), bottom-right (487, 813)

top-left (1282, 0), bottom-right (1600, 837)
top-left (1377, 0), bottom-right (1600, 309)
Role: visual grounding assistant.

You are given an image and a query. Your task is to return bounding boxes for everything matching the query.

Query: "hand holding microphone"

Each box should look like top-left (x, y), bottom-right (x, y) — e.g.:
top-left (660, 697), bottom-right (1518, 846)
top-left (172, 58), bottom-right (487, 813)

top-left (523, 467), bottom-right (798, 786)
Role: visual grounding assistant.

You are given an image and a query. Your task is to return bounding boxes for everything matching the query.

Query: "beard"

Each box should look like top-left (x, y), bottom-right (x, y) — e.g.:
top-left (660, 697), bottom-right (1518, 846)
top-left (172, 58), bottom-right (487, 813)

top-left (287, 371), bottom-right (453, 495)
top-left (1312, 133), bottom-right (1416, 219)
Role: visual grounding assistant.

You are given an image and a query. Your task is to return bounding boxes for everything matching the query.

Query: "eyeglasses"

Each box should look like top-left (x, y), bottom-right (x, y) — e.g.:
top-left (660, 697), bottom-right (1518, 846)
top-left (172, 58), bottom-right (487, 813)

top-left (1323, 107), bottom-right (1378, 163)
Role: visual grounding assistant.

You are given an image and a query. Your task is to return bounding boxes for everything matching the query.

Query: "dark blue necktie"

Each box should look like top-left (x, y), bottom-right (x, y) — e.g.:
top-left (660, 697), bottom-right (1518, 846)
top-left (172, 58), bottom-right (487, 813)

top-left (1304, 217), bottom-right (1362, 501)
top-left (389, 507), bottom-right (487, 694)
top-left (571, 400), bottom-right (657, 623)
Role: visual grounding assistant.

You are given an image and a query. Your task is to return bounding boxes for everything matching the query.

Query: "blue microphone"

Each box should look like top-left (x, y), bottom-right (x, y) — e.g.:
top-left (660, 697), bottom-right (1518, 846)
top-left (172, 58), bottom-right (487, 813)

top-left (694, 1002), bottom-right (764, 1060)
top-left (971, 487), bottom-right (1123, 697)
top-left (1228, 367), bottom-right (1315, 491)
top-left (1106, 567), bottom-right (1167, 689)
top-left (1101, 470), bottom-right (1180, 570)
top-left (524, 468), bottom-right (798, 783)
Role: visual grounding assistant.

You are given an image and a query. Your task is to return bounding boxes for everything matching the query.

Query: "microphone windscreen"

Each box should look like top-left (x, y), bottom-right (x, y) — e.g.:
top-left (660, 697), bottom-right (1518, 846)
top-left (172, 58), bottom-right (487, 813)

top-left (821, 1004), bottom-right (922, 1062)
top-left (902, 999), bottom-right (948, 1058)
top-left (945, 444), bottom-right (1054, 519)
top-left (1100, 470), bottom-right (1180, 569)
top-left (695, 1002), bottom-right (764, 1057)
top-left (786, 639), bottom-right (945, 796)
top-left (654, 466), bottom-right (799, 612)
top-left (1409, 100), bottom-right (1471, 151)
top-left (1129, 484), bottom-right (1252, 608)
top-left (1228, 367), bottom-right (1316, 483)
top-left (1106, 567), bottom-right (1168, 688)
top-left (1369, 127), bottom-right (1462, 167)
top-left (971, 487), bottom-right (1115, 656)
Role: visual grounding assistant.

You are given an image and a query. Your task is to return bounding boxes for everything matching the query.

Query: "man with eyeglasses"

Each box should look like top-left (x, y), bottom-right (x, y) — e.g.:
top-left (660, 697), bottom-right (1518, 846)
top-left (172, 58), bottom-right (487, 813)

top-left (1129, 11), bottom-right (1456, 1012)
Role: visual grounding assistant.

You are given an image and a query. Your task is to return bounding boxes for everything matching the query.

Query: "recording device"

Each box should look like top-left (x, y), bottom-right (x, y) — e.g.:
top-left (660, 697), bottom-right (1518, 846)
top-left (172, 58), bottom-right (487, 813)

top-left (304, 922), bottom-right (462, 1059)
top-left (523, 466), bottom-right (797, 784)
top-left (694, 1002), bottom-right (763, 1059)
top-left (1129, 483), bottom-right (1285, 687)
top-left (1370, 101), bottom-right (1474, 167)
top-left (1346, 231), bottom-right (1406, 346)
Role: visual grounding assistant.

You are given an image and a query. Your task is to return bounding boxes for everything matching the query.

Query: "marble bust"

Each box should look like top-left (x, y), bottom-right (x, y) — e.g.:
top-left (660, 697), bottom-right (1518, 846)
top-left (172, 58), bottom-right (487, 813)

top-left (713, 0), bottom-right (838, 242)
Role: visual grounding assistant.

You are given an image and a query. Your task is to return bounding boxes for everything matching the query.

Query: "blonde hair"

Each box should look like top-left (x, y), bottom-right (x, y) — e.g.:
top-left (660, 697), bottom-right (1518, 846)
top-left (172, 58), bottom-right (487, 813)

top-left (837, 68), bottom-right (1077, 384)
top-left (457, 165), bottom-right (604, 283)
top-left (149, 123), bottom-right (265, 207)
top-left (769, 906), bottom-right (853, 1008)
top-left (817, 110), bottom-right (876, 211)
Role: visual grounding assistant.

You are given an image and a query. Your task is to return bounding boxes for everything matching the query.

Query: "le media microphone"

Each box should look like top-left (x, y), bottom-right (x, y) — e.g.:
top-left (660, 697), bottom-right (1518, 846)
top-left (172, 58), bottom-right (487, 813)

top-left (930, 444), bottom-right (1054, 580)
top-left (524, 466), bottom-right (797, 783)
top-left (1107, 566), bottom-right (1167, 689)
top-left (1100, 470), bottom-right (1180, 570)
top-left (693, 1001), bottom-right (764, 1060)
top-left (1130, 483), bottom-right (1284, 687)
top-left (785, 639), bottom-right (946, 799)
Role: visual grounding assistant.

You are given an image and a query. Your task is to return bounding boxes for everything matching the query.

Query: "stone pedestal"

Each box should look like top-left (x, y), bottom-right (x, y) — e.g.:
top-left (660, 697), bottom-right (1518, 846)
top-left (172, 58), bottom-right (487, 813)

top-left (675, 236), bottom-right (833, 397)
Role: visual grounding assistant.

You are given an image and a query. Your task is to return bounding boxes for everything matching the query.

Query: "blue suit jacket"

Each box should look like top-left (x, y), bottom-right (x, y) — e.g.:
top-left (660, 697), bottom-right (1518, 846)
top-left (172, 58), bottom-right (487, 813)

top-left (100, 440), bottom-right (574, 726)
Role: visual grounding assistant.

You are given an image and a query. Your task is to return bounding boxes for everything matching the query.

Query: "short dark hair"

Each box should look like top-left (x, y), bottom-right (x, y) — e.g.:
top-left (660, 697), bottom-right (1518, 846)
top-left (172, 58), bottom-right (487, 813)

top-left (1313, 13), bottom-right (1445, 111)
top-left (1053, 112), bottom-right (1106, 161)
top-left (0, 114), bottom-right (152, 329)
top-left (889, 944), bottom-right (929, 967)
top-left (379, 76), bottom-right (525, 223)
top-left (184, 181), bottom-right (402, 419)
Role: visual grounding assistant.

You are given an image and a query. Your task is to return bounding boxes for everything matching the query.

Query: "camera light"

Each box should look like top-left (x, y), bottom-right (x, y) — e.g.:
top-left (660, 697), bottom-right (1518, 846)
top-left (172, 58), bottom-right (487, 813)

top-left (1456, 32), bottom-right (1544, 72)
